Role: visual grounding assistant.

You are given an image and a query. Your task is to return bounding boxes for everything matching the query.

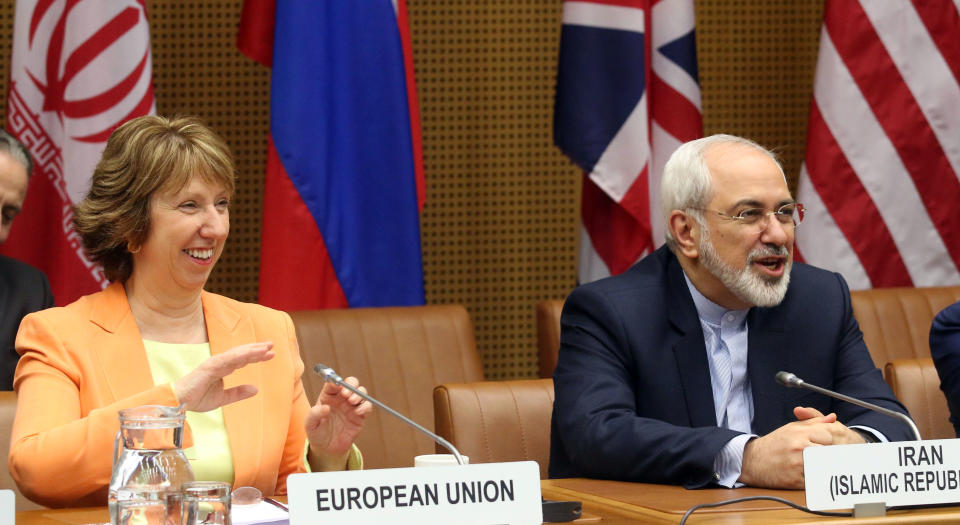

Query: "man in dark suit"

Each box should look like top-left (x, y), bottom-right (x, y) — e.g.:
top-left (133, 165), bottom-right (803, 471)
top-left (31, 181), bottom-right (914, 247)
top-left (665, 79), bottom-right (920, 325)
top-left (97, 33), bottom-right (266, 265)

top-left (550, 134), bottom-right (913, 489)
top-left (930, 301), bottom-right (960, 437)
top-left (0, 129), bottom-right (54, 389)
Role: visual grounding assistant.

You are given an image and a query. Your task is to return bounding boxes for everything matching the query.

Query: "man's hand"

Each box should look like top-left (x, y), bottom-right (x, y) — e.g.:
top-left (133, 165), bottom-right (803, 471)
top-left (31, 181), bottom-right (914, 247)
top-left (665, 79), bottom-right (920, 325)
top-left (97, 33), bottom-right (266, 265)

top-left (794, 406), bottom-right (866, 445)
top-left (739, 408), bottom-right (839, 489)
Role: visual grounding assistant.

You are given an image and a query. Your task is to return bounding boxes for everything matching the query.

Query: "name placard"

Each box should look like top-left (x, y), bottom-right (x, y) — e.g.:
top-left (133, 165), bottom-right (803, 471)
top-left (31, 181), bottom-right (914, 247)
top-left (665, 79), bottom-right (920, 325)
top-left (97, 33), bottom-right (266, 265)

top-left (804, 438), bottom-right (960, 510)
top-left (0, 490), bottom-right (12, 525)
top-left (287, 461), bottom-right (542, 525)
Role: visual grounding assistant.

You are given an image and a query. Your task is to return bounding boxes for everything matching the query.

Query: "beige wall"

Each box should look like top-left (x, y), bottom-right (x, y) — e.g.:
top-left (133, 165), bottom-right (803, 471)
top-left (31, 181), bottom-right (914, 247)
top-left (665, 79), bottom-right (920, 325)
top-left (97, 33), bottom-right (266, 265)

top-left (0, 1), bottom-right (824, 379)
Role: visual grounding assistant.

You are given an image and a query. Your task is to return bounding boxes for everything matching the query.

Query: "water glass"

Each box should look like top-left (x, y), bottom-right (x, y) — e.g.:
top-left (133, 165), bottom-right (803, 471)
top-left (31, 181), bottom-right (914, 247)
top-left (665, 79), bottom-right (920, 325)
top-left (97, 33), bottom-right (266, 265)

top-left (165, 492), bottom-right (183, 525)
top-left (117, 496), bottom-right (174, 525)
top-left (182, 481), bottom-right (231, 525)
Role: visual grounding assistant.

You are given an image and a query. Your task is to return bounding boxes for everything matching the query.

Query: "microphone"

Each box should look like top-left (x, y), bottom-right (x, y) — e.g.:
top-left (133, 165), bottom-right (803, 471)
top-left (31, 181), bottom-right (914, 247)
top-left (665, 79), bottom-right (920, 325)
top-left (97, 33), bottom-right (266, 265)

top-left (775, 371), bottom-right (921, 441)
top-left (313, 363), bottom-right (467, 465)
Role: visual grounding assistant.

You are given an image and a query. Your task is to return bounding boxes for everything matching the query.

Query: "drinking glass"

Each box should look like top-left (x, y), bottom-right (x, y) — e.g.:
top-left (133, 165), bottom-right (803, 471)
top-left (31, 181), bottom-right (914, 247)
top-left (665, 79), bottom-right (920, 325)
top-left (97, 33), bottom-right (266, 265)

top-left (182, 481), bottom-right (231, 525)
top-left (117, 493), bottom-right (181, 525)
top-left (165, 492), bottom-right (183, 525)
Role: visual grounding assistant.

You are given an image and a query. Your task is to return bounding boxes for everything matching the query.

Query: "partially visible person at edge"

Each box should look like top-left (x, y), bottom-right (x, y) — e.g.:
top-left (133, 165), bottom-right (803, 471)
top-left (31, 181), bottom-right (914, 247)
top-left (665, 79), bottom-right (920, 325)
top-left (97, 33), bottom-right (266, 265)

top-left (0, 129), bottom-right (54, 390)
top-left (930, 300), bottom-right (960, 437)
top-left (550, 134), bottom-right (914, 490)
top-left (9, 115), bottom-right (371, 507)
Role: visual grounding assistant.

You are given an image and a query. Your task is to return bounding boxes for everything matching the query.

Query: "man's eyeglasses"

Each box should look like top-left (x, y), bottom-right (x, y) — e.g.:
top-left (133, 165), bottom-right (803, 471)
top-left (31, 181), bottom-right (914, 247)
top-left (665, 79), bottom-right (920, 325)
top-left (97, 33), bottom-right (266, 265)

top-left (692, 203), bottom-right (805, 229)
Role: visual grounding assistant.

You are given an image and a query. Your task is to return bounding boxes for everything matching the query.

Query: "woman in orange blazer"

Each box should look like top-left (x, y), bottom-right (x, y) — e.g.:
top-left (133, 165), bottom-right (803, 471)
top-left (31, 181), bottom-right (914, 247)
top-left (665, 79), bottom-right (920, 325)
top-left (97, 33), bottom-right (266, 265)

top-left (10, 116), bottom-right (370, 507)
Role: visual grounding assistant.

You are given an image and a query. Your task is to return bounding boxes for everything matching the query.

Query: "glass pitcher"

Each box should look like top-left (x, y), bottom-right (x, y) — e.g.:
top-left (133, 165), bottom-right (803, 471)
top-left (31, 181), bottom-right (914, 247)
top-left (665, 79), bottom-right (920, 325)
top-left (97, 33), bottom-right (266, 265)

top-left (109, 405), bottom-right (195, 524)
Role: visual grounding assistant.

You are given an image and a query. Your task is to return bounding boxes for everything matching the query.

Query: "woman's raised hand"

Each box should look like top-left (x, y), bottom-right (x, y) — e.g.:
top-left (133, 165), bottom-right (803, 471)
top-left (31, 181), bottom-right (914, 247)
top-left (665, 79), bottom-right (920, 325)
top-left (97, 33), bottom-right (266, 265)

top-left (173, 342), bottom-right (275, 412)
top-left (305, 376), bottom-right (372, 470)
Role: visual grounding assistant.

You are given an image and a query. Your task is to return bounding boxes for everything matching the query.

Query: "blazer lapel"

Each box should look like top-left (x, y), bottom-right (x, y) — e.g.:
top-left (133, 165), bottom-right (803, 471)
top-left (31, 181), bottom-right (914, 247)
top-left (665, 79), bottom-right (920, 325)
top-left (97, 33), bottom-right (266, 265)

top-left (666, 256), bottom-right (718, 428)
top-left (202, 292), bottom-right (266, 489)
top-left (89, 283), bottom-right (155, 403)
top-left (747, 306), bottom-right (791, 434)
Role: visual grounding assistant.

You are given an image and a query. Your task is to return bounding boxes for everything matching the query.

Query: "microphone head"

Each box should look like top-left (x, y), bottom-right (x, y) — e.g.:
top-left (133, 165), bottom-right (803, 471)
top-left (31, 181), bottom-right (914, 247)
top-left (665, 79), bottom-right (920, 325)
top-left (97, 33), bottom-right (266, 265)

top-left (776, 371), bottom-right (801, 387)
top-left (313, 363), bottom-right (343, 383)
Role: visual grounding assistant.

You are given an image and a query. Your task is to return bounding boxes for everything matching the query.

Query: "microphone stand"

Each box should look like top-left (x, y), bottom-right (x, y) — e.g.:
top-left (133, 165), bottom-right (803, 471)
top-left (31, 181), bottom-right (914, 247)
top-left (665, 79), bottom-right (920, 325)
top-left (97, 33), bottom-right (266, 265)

top-left (314, 363), bottom-right (467, 465)
top-left (776, 371), bottom-right (922, 441)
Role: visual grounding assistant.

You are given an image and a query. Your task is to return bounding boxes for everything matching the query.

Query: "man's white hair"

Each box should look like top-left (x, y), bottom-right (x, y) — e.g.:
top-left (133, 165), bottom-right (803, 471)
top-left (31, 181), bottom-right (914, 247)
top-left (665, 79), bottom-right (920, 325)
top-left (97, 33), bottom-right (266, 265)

top-left (660, 134), bottom-right (785, 249)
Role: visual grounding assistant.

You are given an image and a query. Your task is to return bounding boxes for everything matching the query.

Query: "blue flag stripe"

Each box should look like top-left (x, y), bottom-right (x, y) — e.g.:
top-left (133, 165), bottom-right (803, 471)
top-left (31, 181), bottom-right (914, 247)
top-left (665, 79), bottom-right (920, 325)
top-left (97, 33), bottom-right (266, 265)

top-left (270, 0), bottom-right (424, 307)
top-left (554, 25), bottom-right (646, 174)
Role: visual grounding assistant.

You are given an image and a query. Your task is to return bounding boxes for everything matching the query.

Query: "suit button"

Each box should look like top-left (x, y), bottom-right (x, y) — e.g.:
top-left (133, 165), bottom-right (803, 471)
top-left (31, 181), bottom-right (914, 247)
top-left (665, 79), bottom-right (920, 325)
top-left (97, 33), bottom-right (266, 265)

top-left (713, 472), bottom-right (720, 481)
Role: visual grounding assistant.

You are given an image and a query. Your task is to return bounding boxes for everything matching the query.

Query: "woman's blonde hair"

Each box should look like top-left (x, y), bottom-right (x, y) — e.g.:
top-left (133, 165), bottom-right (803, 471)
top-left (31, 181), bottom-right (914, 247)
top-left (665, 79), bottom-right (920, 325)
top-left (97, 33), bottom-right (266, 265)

top-left (73, 115), bottom-right (236, 282)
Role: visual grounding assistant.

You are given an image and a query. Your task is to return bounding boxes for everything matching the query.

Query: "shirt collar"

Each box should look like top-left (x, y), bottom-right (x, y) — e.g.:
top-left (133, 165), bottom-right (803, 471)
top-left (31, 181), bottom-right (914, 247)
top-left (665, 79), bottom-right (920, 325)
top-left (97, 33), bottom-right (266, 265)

top-left (683, 272), bottom-right (750, 327)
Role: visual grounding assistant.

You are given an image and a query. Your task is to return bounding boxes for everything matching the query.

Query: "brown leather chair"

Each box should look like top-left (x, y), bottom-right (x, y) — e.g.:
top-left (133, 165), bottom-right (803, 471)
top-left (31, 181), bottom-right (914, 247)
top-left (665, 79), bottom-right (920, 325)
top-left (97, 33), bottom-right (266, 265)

top-left (851, 286), bottom-right (960, 368)
top-left (884, 358), bottom-right (954, 440)
top-left (536, 299), bottom-right (564, 379)
top-left (289, 305), bottom-right (484, 470)
top-left (433, 378), bottom-right (554, 479)
top-left (0, 392), bottom-right (43, 510)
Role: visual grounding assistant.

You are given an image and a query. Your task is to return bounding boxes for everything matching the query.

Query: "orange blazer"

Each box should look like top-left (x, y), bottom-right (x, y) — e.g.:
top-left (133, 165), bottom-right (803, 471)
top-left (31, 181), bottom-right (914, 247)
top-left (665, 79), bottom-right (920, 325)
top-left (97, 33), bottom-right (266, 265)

top-left (10, 283), bottom-right (310, 507)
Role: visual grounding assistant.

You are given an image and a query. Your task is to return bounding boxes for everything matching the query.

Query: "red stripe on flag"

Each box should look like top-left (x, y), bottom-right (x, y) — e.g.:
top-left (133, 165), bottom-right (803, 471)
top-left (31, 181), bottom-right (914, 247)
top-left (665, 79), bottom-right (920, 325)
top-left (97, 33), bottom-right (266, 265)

top-left (582, 175), bottom-right (651, 275)
top-left (793, 244), bottom-right (806, 264)
top-left (910, 0), bottom-right (960, 86)
top-left (258, 136), bottom-right (348, 310)
top-left (395, 0), bottom-right (425, 213)
top-left (65, 51), bottom-right (147, 118)
top-left (804, 102), bottom-right (912, 287)
top-left (28, 0), bottom-right (56, 46)
top-left (237, 0), bottom-right (276, 67)
top-left (571, 0), bottom-right (645, 8)
top-left (650, 73), bottom-right (701, 142)
top-left (826, 3), bottom-right (960, 270)
top-left (644, 4), bottom-right (652, 141)
top-left (73, 80), bottom-right (154, 143)
top-left (60, 7), bottom-right (141, 116)
top-left (617, 164), bottom-right (652, 228)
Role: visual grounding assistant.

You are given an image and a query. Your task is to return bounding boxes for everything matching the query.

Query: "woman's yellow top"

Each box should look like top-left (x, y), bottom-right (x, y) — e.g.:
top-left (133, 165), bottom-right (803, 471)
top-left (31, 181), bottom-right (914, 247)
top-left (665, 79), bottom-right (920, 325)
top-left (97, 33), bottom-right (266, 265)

top-left (143, 340), bottom-right (363, 482)
top-left (143, 340), bottom-right (235, 483)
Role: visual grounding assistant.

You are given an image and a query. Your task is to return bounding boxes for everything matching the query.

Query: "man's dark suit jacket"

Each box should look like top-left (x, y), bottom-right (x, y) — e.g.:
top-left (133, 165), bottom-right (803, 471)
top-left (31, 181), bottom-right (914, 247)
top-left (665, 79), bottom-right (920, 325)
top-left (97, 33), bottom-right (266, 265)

top-left (549, 246), bottom-right (913, 488)
top-left (930, 300), bottom-right (960, 436)
top-left (0, 255), bottom-right (54, 390)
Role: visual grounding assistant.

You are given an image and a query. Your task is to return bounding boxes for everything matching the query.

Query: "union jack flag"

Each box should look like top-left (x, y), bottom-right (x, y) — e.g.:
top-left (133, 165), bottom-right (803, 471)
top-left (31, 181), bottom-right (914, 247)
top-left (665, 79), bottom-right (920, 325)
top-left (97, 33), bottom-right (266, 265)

top-left (554, 0), bottom-right (701, 283)
top-left (796, 0), bottom-right (960, 289)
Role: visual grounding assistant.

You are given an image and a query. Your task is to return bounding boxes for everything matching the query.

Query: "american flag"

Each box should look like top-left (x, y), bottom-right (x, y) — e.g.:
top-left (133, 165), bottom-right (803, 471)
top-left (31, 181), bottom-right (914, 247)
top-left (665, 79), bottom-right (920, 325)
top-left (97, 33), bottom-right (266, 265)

top-left (554, 0), bottom-right (701, 283)
top-left (796, 0), bottom-right (960, 289)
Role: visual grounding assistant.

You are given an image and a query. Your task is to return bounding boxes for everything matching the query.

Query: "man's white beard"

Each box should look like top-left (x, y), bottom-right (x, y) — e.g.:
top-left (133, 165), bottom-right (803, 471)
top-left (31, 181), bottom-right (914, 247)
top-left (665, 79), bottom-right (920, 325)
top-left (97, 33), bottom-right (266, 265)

top-left (699, 228), bottom-right (792, 307)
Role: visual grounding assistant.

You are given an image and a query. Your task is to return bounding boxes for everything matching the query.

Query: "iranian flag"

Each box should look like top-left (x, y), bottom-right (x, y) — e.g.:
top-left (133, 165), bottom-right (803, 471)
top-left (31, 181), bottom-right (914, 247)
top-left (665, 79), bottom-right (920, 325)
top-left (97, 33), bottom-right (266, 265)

top-left (2, 0), bottom-right (155, 304)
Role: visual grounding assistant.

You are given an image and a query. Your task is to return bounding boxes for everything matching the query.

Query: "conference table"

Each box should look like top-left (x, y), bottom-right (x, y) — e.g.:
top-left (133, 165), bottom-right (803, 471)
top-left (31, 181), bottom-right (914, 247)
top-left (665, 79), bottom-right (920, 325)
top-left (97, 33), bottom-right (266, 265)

top-left (15, 479), bottom-right (960, 524)
top-left (540, 478), bottom-right (960, 523)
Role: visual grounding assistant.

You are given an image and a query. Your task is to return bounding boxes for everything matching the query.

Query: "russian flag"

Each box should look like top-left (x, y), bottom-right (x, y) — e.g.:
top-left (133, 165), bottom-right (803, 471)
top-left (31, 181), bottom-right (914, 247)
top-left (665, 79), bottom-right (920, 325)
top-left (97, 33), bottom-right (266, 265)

top-left (238, 0), bottom-right (426, 309)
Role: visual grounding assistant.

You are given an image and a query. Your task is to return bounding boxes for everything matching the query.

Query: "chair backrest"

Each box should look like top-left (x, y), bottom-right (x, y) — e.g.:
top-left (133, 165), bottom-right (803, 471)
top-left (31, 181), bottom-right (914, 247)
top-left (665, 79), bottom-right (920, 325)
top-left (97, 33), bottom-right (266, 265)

top-left (539, 287), bottom-right (960, 376)
top-left (884, 358), bottom-right (954, 440)
top-left (433, 378), bottom-right (554, 479)
top-left (850, 286), bottom-right (960, 368)
top-left (289, 305), bottom-right (484, 469)
top-left (536, 300), bottom-right (564, 379)
top-left (0, 391), bottom-right (42, 511)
